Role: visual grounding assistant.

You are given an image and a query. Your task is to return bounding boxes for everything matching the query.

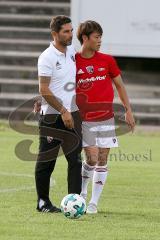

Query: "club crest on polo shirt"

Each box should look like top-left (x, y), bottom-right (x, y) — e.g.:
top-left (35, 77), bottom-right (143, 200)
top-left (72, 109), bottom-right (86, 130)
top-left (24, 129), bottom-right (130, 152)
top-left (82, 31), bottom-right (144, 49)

top-left (70, 55), bottom-right (75, 62)
top-left (86, 65), bottom-right (94, 74)
top-left (56, 61), bottom-right (62, 70)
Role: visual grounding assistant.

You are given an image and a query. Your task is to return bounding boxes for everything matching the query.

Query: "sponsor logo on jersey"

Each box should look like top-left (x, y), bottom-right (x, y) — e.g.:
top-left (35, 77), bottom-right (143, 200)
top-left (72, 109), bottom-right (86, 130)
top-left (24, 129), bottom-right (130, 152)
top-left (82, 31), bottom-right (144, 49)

top-left (113, 138), bottom-right (116, 143)
top-left (86, 65), bottom-right (94, 74)
top-left (77, 69), bottom-right (85, 75)
top-left (98, 67), bottom-right (106, 71)
top-left (78, 75), bottom-right (106, 84)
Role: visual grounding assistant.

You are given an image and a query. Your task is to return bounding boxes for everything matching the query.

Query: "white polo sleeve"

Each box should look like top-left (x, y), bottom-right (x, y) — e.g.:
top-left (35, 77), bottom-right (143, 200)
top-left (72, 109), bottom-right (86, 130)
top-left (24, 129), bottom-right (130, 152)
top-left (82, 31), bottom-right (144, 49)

top-left (38, 55), bottom-right (53, 77)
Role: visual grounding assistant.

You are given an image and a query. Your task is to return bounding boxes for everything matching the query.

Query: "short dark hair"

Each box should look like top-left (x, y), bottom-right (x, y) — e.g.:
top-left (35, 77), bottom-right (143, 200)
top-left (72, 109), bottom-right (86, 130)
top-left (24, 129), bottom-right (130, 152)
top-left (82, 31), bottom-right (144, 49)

top-left (77, 20), bottom-right (103, 45)
top-left (50, 15), bottom-right (71, 32)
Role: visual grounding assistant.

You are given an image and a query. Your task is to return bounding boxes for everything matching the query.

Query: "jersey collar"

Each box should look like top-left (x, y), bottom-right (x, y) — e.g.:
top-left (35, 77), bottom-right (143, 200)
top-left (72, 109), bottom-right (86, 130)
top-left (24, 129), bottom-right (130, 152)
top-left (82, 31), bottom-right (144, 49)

top-left (50, 42), bottom-right (66, 56)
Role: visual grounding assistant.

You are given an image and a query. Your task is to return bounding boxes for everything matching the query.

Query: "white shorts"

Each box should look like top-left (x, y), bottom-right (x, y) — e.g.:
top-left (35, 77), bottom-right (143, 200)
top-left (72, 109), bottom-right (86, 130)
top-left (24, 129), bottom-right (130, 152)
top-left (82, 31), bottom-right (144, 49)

top-left (82, 117), bottom-right (118, 148)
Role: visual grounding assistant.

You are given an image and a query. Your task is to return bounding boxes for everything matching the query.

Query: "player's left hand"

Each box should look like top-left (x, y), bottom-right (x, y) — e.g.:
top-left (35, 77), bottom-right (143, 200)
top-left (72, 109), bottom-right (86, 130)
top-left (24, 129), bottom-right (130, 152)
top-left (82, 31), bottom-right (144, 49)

top-left (33, 100), bottom-right (41, 113)
top-left (125, 110), bottom-right (135, 132)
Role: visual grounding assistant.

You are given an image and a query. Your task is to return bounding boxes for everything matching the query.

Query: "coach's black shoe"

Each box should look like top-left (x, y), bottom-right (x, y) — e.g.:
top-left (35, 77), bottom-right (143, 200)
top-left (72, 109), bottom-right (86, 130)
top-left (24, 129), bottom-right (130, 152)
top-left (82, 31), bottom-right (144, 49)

top-left (37, 199), bottom-right (61, 213)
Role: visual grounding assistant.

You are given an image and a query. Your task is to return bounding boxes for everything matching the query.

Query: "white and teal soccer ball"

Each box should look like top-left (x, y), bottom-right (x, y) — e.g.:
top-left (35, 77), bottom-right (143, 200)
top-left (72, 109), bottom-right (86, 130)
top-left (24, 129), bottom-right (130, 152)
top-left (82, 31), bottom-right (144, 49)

top-left (60, 194), bottom-right (86, 219)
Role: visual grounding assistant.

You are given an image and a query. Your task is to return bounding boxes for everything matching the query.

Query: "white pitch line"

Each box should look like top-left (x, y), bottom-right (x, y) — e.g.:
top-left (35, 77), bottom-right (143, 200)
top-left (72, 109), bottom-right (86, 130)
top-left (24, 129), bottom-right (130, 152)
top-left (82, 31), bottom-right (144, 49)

top-left (0, 172), bottom-right (56, 193)
top-left (0, 172), bottom-right (34, 178)
top-left (0, 186), bottom-right (35, 193)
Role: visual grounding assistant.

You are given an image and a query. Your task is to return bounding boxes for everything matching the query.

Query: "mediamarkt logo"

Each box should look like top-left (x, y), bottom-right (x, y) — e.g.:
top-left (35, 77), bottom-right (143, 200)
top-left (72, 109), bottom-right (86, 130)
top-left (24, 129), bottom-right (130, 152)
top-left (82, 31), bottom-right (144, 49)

top-left (78, 75), bottom-right (106, 84)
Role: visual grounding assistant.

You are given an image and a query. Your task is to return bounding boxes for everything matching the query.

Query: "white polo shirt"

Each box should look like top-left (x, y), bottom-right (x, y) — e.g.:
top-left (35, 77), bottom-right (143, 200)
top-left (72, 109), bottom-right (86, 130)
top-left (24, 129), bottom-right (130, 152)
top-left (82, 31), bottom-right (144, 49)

top-left (38, 42), bottom-right (78, 114)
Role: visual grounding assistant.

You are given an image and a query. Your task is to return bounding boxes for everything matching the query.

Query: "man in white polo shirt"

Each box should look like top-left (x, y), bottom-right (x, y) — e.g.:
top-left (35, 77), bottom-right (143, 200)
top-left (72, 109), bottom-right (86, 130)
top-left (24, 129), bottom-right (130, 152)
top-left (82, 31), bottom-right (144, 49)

top-left (35, 16), bottom-right (82, 213)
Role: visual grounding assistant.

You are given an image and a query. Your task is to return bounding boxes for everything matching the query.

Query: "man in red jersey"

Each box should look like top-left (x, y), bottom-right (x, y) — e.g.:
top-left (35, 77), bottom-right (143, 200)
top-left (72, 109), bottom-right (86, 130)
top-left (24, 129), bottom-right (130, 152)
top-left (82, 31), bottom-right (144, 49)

top-left (76, 20), bottom-right (135, 214)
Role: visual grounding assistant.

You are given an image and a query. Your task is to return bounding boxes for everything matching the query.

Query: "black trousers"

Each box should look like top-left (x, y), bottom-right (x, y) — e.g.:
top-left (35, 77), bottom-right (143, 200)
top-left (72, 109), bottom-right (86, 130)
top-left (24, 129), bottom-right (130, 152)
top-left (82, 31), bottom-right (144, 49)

top-left (35, 111), bottom-right (82, 201)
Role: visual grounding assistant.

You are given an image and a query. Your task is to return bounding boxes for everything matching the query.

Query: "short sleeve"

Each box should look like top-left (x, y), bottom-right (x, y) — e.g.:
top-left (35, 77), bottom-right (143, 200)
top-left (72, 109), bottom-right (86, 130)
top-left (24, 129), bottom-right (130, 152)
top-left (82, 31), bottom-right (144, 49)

top-left (38, 55), bottom-right (53, 77)
top-left (108, 56), bottom-right (121, 79)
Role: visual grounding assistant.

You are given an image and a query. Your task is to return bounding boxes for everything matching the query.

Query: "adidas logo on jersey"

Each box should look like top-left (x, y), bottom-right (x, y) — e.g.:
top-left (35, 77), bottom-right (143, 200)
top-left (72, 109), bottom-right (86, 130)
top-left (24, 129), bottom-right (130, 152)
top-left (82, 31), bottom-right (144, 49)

top-left (56, 61), bottom-right (62, 70)
top-left (77, 69), bottom-right (84, 74)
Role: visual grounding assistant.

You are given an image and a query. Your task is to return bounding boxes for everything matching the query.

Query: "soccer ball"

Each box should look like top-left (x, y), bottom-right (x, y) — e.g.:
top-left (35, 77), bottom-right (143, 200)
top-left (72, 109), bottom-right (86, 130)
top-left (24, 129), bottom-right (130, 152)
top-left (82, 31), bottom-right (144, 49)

top-left (60, 194), bottom-right (86, 219)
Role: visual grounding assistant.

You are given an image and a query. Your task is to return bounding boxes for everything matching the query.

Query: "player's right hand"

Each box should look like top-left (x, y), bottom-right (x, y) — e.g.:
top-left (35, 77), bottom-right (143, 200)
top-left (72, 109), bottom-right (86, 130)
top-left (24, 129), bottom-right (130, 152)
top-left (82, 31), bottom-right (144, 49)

top-left (61, 111), bottom-right (74, 129)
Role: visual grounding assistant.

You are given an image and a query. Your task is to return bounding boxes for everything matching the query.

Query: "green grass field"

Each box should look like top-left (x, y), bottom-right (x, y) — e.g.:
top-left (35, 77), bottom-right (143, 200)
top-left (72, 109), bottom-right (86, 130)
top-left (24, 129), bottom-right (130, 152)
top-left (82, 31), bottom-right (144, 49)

top-left (0, 121), bottom-right (160, 240)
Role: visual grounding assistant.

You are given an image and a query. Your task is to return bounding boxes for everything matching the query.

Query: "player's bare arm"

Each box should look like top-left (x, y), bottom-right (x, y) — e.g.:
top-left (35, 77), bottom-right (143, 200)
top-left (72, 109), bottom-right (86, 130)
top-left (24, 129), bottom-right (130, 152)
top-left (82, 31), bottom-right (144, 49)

top-left (39, 76), bottom-right (74, 129)
top-left (113, 75), bottom-right (135, 132)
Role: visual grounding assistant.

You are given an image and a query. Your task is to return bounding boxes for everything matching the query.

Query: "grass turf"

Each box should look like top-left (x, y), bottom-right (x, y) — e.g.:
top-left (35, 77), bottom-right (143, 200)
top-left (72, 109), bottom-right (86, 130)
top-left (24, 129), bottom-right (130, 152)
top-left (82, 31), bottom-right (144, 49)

top-left (0, 121), bottom-right (160, 240)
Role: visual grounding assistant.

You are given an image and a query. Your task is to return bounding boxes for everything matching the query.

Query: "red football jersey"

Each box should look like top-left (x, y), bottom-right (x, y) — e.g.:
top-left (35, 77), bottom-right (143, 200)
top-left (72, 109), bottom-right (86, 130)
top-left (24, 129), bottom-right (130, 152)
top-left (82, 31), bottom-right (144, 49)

top-left (76, 51), bottom-right (121, 122)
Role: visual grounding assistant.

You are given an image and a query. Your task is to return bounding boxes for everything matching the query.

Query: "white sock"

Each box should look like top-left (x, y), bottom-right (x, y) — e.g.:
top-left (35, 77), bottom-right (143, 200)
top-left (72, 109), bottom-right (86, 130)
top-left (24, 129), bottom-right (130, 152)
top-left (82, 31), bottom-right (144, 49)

top-left (81, 161), bottom-right (95, 195)
top-left (89, 165), bottom-right (108, 206)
